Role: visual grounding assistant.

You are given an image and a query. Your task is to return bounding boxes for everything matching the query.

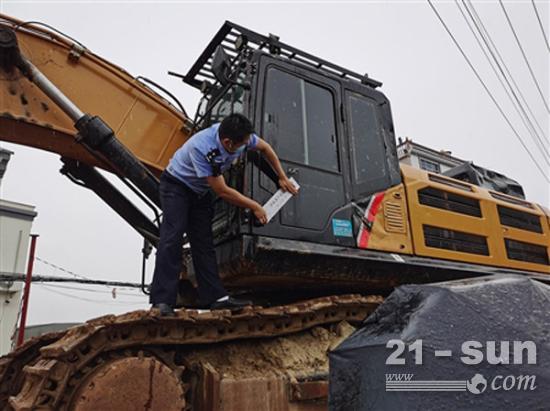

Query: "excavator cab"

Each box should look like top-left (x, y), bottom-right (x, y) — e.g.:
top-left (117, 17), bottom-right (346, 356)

top-left (181, 22), bottom-right (402, 295)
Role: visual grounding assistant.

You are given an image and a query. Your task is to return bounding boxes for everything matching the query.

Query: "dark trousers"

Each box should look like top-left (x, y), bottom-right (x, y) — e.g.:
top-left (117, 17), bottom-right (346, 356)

top-left (150, 172), bottom-right (227, 306)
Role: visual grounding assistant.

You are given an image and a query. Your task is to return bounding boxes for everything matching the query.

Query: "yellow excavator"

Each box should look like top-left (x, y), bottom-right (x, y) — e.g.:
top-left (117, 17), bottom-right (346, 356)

top-left (0, 13), bottom-right (548, 410)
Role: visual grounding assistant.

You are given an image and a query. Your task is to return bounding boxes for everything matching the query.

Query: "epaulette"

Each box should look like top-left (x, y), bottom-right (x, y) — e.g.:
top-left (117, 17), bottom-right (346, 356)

top-left (205, 148), bottom-right (222, 176)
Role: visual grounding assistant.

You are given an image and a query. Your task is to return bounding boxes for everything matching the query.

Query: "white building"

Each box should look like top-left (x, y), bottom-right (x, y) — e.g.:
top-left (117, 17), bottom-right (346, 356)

top-left (0, 148), bottom-right (37, 355)
top-left (397, 137), bottom-right (464, 173)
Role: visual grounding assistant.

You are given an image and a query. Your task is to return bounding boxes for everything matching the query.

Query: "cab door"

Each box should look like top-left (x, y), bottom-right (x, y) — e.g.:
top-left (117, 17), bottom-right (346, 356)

top-left (343, 86), bottom-right (401, 199)
top-left (252, 57), bottom-right (348, 242)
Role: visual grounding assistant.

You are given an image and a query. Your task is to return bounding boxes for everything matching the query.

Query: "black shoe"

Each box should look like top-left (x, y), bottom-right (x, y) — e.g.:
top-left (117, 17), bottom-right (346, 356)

top-left (210, 296), bottom-right (253, 311)
top-left (152, 303), bottom-right (176, 317)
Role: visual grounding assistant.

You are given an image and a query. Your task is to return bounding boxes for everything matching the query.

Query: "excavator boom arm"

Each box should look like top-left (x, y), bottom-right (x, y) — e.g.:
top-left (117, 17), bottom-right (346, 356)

top-left (0, 14), bottom-right (191, 176)
top-left (0, 14), bottom-right (197, 245)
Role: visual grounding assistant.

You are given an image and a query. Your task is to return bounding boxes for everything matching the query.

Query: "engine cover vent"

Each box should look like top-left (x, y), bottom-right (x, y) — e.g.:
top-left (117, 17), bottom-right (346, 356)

top-left (384, 201), bottom-right (406, 233)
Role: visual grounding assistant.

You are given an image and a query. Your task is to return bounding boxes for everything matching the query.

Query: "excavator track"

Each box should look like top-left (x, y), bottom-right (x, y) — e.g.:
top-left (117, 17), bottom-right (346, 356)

top-left (3, 294), bottom-right (381, 410)
top-left (0, 332), bottom-right (65, 410)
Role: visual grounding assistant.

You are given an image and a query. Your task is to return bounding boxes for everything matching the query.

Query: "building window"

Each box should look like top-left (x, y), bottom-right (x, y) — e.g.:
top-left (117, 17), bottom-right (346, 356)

top-left (262, 67), bottom-right (339, 172)
top-left (419, 158), bottom-right (441, 173)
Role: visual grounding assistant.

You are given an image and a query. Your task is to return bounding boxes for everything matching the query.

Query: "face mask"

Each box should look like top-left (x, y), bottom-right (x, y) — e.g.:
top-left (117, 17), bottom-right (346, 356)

top-left (229, 143), bottom-right (246, 154)
top-left (233, 145), bottom-right (246, 155)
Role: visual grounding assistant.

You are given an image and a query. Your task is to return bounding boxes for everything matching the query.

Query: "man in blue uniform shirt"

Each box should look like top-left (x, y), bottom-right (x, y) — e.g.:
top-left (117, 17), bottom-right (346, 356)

top-left (151, 114), bottom-right (298, 315)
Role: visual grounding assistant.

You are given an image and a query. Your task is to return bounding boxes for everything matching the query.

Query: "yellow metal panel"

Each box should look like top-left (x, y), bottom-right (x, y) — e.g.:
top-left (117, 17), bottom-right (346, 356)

top-left (363, 185), bottom-right (413, 254)
top-left (0, 14), bottom-right (190, 175)
top-left (474, 181), bottom-right (549, 272)
top-left (401, 164), bottom-right (549, 274)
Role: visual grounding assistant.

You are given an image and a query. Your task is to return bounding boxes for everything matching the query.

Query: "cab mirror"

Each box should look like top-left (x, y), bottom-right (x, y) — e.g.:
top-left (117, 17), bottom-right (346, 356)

top-left (212, 46), bottom-right (232, 86)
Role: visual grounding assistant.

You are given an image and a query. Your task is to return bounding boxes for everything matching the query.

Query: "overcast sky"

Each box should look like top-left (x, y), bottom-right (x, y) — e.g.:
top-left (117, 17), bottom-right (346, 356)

top-left (0, 0), bottom-right (548, 325)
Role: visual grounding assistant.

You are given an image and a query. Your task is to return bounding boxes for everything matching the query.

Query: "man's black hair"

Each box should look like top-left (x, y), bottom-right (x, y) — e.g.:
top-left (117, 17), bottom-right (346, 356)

top-left (219, 114), bottom-right (254, 144)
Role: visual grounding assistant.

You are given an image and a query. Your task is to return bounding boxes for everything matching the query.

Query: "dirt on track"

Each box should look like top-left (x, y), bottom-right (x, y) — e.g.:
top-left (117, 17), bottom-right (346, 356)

top-left (184, 321), bottom-right (357, 380)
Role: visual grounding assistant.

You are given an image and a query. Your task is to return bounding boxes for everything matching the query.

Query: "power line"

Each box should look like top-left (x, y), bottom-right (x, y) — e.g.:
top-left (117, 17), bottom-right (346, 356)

top-left (34, 257), bottom-right (144, 292)
top-left (427, 0), bottom-right (550, 183)
top-left (531, 0), bottom-right (550, 53)
top-left (35, 257), bottom-right (95, 281)
top-left (40, 285), bottom-right (145, 305)
top-left (38, 282), bottom-right (145, 298)
top-left (460, 0), bottom-right (550, 163)
top-left (499, 0), bottom-right (550, 113)
top-left (466, 0), bottom-right (548, 145)
top-left (0, 271), bottom-right (144, 289)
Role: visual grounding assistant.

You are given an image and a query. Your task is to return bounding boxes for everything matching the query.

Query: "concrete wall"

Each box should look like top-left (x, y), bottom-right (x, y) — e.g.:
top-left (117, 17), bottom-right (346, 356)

top-left (0, 199), bottom-right (37, 355)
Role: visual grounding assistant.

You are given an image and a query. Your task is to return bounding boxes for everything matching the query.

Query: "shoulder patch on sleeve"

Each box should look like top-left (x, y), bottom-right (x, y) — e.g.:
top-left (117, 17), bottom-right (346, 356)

top-left (205, 148), bottom-right (222, 176)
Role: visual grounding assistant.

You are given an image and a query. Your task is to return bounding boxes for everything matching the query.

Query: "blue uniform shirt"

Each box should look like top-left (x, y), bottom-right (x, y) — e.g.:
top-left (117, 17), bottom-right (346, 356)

top-left (166, 123), bottom-right (259, 194)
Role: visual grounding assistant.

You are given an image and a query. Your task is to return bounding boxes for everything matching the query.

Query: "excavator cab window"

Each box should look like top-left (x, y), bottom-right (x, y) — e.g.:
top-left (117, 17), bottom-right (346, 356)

top-left (347, 92), bottom-right (387, 186)
top-left (343, 88), bottom-right (401, 199)
top-left (262, 67), bottom-right (340, 172)
top-left (209, 83), bottom-right (246, 124)
top-left (193, 64), bottom-right (249, 129)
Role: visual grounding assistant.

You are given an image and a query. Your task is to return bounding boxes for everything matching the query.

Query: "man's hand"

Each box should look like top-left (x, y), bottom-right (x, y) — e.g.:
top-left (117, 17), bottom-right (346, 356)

top-left (255, 139), bottom-right (299, 196)
top-left (208, 175), bottom-right (262, 213)
top-left (253, 203), bottom-right (268, 225)
top-left (279, 175), bottom-right (299, 195)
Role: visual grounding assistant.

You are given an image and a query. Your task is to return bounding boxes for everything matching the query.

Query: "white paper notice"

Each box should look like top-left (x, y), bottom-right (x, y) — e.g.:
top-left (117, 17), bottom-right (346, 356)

top-left (263, 177), bottom-right (300, 223)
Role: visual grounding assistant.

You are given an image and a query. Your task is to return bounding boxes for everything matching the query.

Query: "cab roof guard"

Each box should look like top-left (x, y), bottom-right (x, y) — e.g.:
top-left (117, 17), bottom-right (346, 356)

top-left (183, 21), bottom-right (382, 91)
